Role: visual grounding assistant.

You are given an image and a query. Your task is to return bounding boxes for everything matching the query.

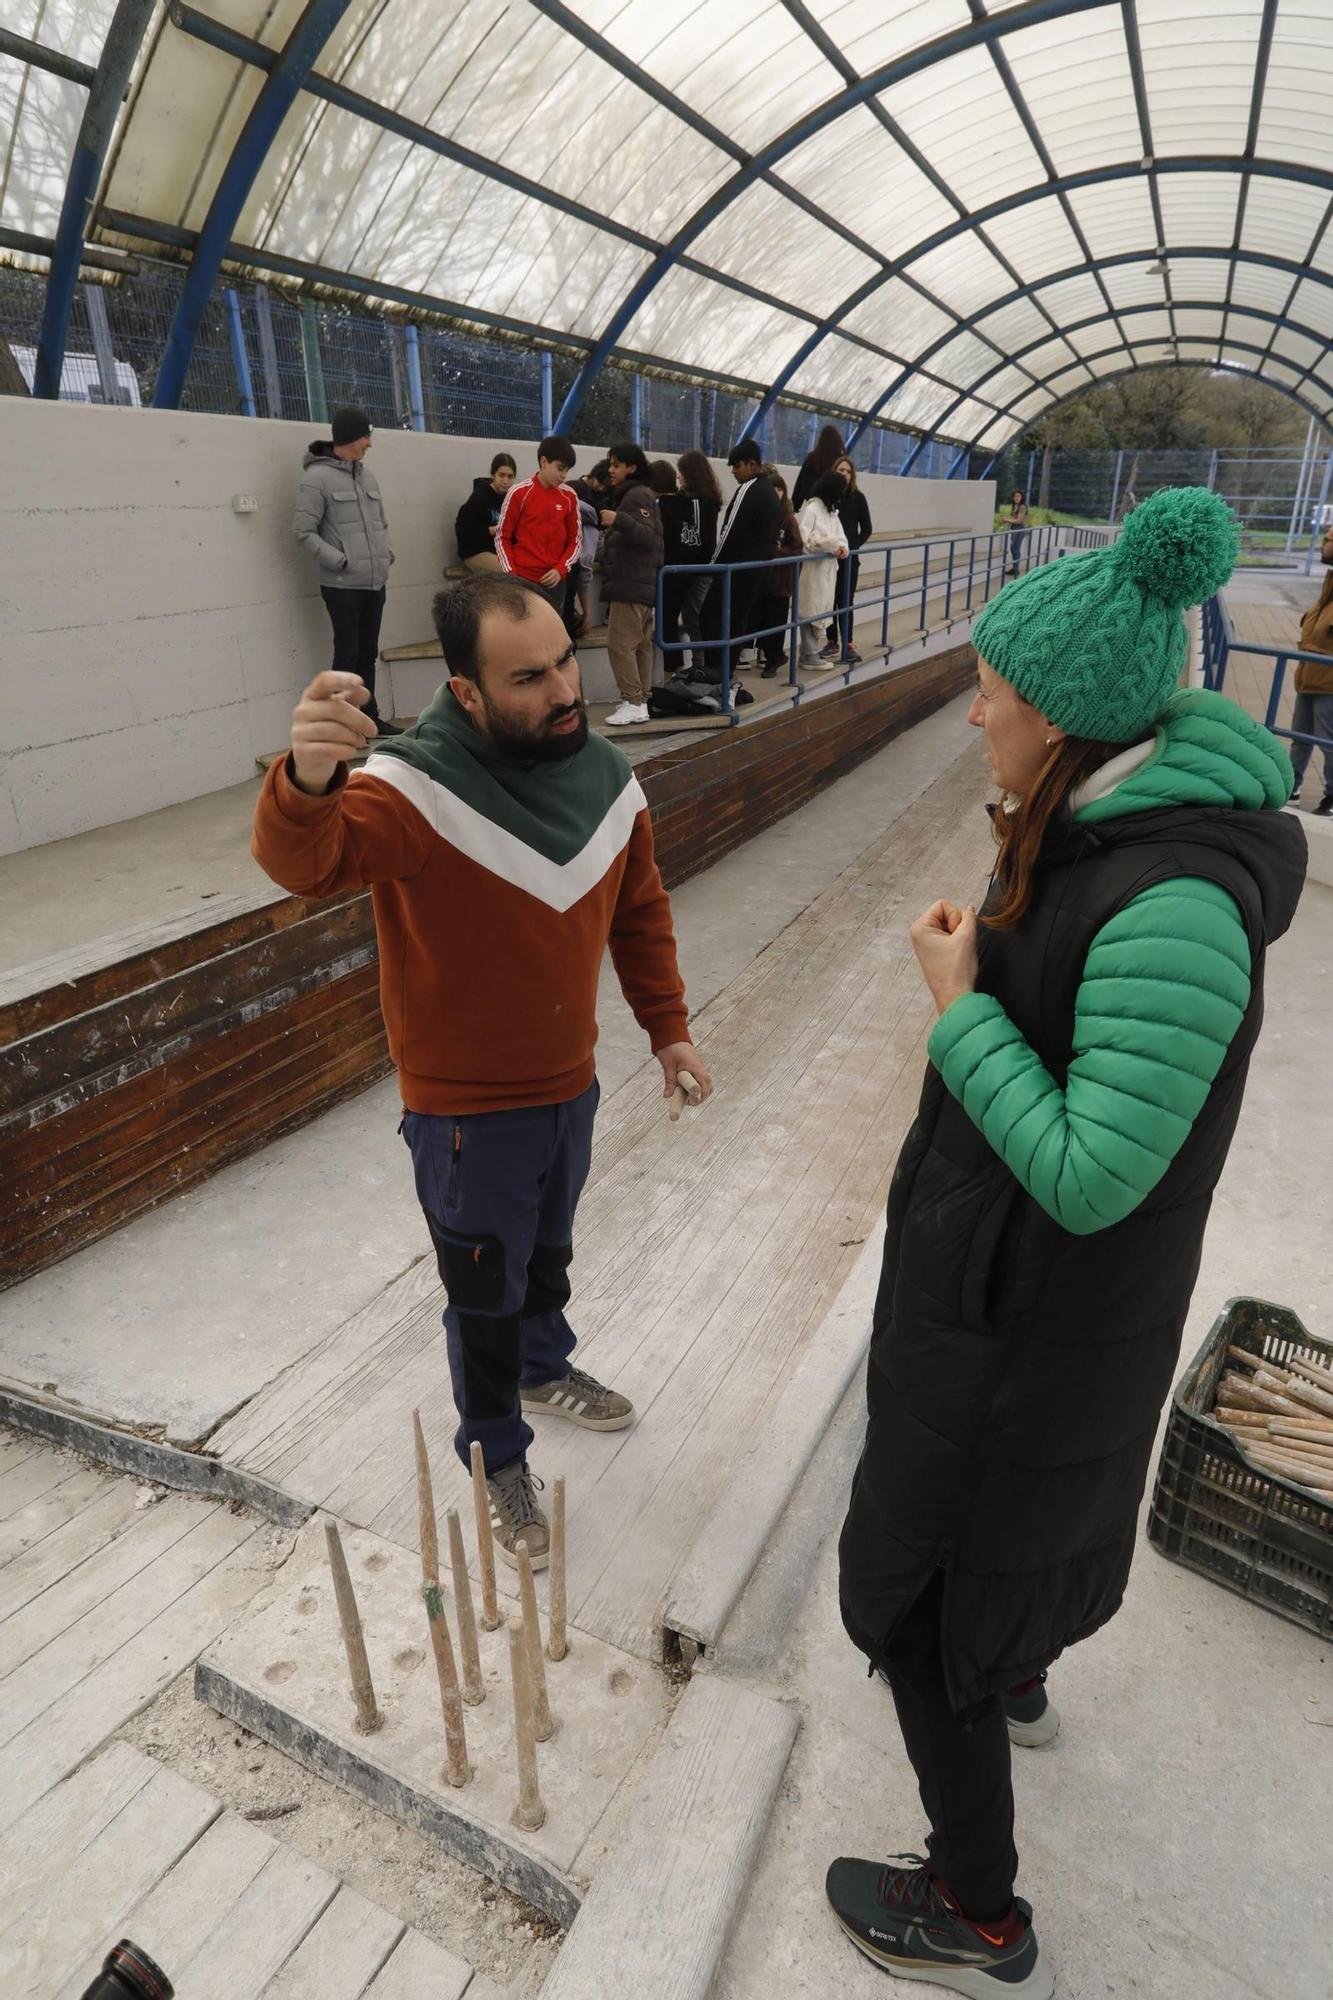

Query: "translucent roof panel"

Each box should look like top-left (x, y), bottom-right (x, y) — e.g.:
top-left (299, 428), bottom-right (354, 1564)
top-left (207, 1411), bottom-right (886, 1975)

top-left (1140, 0), bottom-right (1265, 156)
top-left (5, 0), bottom-right (1330, 453)
top-left (1002, 11), bottom-right (1141, 176)
top-left (779, 109), bottom-right (958, 263)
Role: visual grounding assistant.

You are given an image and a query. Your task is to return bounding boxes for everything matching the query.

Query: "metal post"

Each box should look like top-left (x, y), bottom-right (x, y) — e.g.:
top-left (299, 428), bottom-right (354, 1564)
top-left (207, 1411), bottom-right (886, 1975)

top-left (224, 287), bottom-right (257, 416)
top-left (254, 283), bottom-right (283, 417)
top-left (807, 411), bottom-right (818, 452)
top-left (1304, 449), bottom-right (1333, 575)
top-left (1108, 448), bottom-right (1125, 525)
top-left (83, 283), bottom-right (120, 406)
top-left (630, 371), bottom-right (643, 442)
top-left (966, 536), bottom-right (976, 613)
top-left (944, 536), bottom-right (955, 622)
top-left (153, 0), bottom-right (353, 408)
top-left (705, 387), bottom-right (718, 457)
top-left (404, 323), bottom-right (425, 431)
top-left (721, 566), bottom-right (734, 721)
top-left (1206, 446), bottom-right (1220, 492)
top-left (880, 550), bottom-right (892, 651)
top-left (919, 541), bottom-right (930, 632)
top-left (300, 298), bottom-right (328, 424)
top-left (33, 0), bottom-right (155, 401)
top-left (1025, 450), bottom-right (1035, 505)
top-left (1286, 416), bottom-right (1316, 554)
top-left (540, 349), bottom-right (553, 433)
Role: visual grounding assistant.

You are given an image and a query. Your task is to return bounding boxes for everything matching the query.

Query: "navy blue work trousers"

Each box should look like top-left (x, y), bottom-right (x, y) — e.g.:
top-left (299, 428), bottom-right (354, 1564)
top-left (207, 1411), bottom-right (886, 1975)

top-left (401, 1079), bottom-right (598, 1474)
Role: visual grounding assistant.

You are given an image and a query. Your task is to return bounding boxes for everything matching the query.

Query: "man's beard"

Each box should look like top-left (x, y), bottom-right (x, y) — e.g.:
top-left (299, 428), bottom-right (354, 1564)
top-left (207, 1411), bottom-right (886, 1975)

top-left (479, 692), bottom-right (590, 762)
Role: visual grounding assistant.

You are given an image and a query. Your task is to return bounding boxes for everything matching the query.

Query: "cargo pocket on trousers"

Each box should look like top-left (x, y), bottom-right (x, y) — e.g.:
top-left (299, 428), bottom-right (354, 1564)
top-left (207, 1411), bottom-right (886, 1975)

top-left (428, 1222), bottom-right (506, 1313)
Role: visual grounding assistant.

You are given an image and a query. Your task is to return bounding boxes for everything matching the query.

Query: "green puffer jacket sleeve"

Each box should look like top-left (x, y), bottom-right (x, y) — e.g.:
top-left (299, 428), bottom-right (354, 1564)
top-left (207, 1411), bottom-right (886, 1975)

top-left (927, 877), bottom-right (1253, 1235)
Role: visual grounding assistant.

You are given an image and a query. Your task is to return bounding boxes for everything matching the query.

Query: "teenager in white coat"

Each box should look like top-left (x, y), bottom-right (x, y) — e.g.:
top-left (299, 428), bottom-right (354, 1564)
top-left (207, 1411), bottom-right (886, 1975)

top-left (795, 471), bottom-right (850, 667)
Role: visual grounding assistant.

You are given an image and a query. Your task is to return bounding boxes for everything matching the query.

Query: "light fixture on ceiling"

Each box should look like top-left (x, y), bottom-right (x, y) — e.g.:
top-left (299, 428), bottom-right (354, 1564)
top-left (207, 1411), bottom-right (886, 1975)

top-left (1146, 258), bottom-right (1169, 276)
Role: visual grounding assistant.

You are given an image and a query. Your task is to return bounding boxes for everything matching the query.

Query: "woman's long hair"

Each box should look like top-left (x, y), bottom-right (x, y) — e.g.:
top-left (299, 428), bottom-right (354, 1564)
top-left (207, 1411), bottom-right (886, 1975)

top-left (809, 424), bottom-right (846, 476)
top-left (834, 454), bottom-right (859, 492)
top-left (986, 734), bottom-right (1121, 929)
top-left (677, 448), bottom-right (722, 505)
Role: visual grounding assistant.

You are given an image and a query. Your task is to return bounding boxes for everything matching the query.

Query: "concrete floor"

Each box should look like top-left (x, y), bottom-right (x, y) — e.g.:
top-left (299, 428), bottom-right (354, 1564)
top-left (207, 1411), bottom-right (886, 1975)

top-left (714, 871), bottom-right (1333, 2000)
top-left (0, 695), bottom-right (977, 1442)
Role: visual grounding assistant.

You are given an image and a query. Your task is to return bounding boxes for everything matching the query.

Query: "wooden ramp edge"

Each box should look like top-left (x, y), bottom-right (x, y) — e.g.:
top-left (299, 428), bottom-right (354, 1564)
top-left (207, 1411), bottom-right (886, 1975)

top-left (657, 1231), bottom-right (883, 1660)
top-left (536, 1675), bottom-right (798, 2000)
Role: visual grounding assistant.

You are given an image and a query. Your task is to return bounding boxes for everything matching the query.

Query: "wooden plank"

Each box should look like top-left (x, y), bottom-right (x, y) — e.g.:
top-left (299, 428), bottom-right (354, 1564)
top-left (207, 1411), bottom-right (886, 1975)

top-left (4, 961), bottom-right (383, 1194)
top-left (4, 1027), bottom-right (392, 1286)
top-left (52, 1810), bottom-right (279, 2000)
top-left (0, 1447), bottom-right (83, 1517)
top-left (0, 1504), bottom-right (261, 1749)
top-left (4, 901), bottom-right (376, 1121)
top-left (0, 1759), bottom-right (221, 1997)
top-left (0, 1462), bottom-right (112, 1568)
top-left (261, 1884), bottom-right (407, 2000)
top-left (659, 1230), bottom-right (885, 1651)
top-left (0, 1432), bottom-right (42, 1476)
top-left (536, 1678), bottom-right (798, 2000)
top-left (360, 1925), bottom-right (474, 2000)
top-left (0, 1474), bottom-right (141, 1622)
top-left (0, 1489), bottom-right (222, 1680)
top-left (0, 1741), bottom-right (157, 1935)
top-left (160, 1845), bottom-right (340, 2000)
top-left (0, 1516), bottom-right (269, 1834)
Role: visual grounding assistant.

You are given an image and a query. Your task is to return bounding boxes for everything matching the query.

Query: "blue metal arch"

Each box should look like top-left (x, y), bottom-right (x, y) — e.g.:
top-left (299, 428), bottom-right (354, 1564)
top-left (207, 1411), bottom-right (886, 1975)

top-left (552, 0), bottom-right (1118, 433)
top-left (900, 294), bottom-right (1333, 473)
top-left (978, 347), bottom-right (1332, 478)
top-left (847, 242), bottom-right (1333, 458)
top-left (32, 0), bottom-right (155, 401)
top-left (152, 0), bottom-right (354, 410)
top-left (741, 157), bottom-right (1333, 452)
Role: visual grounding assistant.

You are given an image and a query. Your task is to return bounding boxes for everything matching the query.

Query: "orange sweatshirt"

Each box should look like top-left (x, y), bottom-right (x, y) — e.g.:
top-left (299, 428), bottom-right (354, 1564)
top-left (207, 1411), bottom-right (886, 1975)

top-left (251, 693), bottom-right (689, 1113)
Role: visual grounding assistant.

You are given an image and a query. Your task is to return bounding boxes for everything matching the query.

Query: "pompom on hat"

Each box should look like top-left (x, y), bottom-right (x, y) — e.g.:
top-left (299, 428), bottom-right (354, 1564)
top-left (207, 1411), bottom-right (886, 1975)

top-left (971, 486), bottom-right (1238, 743)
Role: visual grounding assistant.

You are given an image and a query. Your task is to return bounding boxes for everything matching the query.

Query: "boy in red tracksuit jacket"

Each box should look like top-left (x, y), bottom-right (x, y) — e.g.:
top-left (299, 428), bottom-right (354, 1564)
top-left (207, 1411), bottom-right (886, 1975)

top-left (496, 435), bottom-right (581, 604)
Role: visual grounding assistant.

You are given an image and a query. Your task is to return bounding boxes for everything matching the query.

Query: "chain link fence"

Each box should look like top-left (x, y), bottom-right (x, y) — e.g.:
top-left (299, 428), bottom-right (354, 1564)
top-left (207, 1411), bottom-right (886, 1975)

top-left (2, 262), bottom-right (964, 474)
top-left (988, 440), bottom-right (1333, 560)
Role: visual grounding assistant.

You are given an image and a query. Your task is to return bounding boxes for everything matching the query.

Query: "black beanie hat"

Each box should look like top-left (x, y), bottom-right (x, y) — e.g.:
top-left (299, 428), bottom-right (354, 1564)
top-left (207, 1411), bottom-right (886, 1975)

top-left (331, 407), bottom-right (372, 446)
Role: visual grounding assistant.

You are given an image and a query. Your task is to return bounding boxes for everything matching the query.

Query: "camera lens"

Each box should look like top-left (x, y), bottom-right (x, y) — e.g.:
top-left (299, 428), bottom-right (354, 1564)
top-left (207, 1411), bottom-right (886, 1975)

top-left (79, 1940), bottom-right (173, 2000)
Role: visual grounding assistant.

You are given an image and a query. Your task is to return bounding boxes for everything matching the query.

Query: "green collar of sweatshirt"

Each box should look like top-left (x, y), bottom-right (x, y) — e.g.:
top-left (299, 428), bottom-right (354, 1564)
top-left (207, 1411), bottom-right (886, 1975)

top-left (368, 686), bottom-right (635, 864)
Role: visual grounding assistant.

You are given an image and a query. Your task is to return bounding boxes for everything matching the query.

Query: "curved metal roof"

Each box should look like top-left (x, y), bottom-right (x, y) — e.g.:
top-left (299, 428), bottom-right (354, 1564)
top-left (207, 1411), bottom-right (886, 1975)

top-left (4, 0), bottom-right (1330, 447)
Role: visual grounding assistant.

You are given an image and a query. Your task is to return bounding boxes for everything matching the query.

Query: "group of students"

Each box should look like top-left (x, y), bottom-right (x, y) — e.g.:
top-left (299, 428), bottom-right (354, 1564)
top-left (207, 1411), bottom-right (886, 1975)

top-left (452, 422), bottom-right (874, 726)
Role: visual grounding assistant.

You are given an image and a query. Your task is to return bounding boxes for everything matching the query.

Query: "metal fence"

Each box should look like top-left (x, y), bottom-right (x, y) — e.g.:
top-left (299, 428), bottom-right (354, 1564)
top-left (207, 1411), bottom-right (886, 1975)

top-left (2, 261), bottom-right (961, 474)
top-left (1201, 591), bottom-right (1333, 784)
top-left (989, 439), bottom-right (1333, 564)
top-left (654, 521), bottom-right (1114, 723)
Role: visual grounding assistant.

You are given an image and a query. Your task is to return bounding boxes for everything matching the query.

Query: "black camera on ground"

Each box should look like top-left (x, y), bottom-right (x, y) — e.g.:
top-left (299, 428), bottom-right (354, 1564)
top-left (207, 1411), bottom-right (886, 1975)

top-left (79, 1940), bottom-right (173, 2000)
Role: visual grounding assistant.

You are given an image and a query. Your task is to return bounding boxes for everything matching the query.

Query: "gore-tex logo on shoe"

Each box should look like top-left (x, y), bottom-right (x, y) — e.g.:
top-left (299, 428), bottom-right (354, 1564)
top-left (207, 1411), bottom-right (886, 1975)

top-left (869, 1929), bottom-right (902, 1944)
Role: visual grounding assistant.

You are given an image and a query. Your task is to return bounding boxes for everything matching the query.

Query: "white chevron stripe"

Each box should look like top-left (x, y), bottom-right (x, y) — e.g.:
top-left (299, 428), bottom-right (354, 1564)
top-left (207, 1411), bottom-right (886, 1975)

top-left (360, 755), bottom-right (646, 913)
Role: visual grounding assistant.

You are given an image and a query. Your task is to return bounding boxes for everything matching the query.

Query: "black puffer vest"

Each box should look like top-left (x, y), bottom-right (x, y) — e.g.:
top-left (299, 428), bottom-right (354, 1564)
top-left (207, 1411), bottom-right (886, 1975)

top-left (838, 802), bottom-right (1306, 1709)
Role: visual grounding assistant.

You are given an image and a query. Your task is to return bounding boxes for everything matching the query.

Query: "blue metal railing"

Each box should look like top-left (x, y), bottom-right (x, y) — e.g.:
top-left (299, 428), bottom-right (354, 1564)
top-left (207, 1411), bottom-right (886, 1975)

top-left (1200, 589), bottom-right (1333, 780)
top-left (652, 522), bottom-right (1114, 723)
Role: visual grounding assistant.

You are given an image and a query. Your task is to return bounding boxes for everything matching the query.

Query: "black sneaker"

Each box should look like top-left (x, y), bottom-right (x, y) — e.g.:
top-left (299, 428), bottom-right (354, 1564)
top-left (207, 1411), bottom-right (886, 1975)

top-left (1315, 795), bottom-right (1333, 817)
top-left (1003, 1673), bottom-right (1060, 1749)
top-left (825, 1854), bottom-right (1052, 1997)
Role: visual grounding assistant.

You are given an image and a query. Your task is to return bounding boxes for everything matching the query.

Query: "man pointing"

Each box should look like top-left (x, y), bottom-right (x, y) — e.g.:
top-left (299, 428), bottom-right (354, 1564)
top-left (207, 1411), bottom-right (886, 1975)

top-left (252, 574), bottom-right (711, 1568)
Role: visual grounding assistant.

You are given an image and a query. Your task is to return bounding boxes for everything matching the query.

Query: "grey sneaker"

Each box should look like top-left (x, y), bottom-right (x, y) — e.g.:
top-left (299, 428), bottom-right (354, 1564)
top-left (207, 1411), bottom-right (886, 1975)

top-left (522, 1365), bottom-right (635, 1432)
top-left (487, 1460), bottom-right (549, 1570)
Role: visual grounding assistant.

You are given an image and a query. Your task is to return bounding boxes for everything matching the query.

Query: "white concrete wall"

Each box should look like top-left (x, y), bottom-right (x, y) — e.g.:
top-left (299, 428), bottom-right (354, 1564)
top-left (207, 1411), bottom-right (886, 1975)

top-left (0, 397), bottom-right (994, 854)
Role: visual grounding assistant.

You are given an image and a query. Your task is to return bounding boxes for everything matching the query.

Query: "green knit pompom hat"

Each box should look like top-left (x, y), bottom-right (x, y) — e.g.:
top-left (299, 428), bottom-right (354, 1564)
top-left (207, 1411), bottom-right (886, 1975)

top-left (972, 486), bottom-right (1238, 743)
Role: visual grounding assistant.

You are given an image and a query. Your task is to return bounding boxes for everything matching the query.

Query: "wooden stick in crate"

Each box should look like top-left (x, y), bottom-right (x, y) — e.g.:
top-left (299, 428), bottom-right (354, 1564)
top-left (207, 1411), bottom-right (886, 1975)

top-left (1217, 1376), bottom-right (1308, 1418)
top-left (1289, 1377), bottom-right (1333, 1421)
top-left (1287, 1353), bottom-right (1333, 1394)
top-left (1270, 1419), bottom-right (1333, 1444)
top-left (1245, 1446), bottom-right (1333, 1493)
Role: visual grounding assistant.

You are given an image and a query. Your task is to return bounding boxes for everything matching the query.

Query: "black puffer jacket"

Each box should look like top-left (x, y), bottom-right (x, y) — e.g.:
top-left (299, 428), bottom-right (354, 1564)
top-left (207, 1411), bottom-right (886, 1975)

top-left (600, 478), bottom-right (665, 606)
top-left (455, 477), bottom-right (506, 560)
top-left (839, 796), bottom-right (1305, 1709)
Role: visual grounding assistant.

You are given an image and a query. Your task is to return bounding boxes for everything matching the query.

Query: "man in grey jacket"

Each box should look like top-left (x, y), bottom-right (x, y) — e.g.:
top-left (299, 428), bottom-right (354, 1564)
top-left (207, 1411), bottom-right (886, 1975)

top-left (293, 407), bottom-right (400, 733)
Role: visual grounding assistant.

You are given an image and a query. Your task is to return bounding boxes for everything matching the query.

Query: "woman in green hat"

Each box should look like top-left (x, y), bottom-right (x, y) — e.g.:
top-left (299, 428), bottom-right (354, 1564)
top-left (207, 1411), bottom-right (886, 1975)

top-left (828, 487), bottom-right (1307, 1999)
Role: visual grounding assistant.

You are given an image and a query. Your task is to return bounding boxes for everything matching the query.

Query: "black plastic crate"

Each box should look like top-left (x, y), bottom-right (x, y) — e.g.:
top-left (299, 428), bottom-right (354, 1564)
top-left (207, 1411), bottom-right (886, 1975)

top-left (1147, 1296), bottom-right (1333, 1639)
